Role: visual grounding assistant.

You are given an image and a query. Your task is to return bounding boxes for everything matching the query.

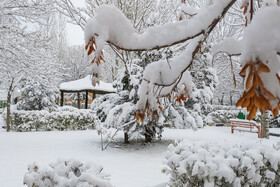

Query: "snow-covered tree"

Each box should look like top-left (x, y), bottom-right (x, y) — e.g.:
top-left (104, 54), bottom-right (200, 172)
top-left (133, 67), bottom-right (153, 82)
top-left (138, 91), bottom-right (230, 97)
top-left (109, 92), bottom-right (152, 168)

top-left (83, 0), bottom-right (280, 124)
top-left (17, 78), bottom-right (59, 112)
top-left (184, 49), bottom-right (218, 122)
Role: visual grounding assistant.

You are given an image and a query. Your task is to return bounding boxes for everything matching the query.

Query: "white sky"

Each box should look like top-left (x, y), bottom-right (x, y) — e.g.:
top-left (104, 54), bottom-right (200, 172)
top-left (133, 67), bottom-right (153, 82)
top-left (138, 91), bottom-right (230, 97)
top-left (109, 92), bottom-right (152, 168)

top-left (66, 24), bottom-right (84, 46)
top-left (66, 0), bottom-right (85, 46)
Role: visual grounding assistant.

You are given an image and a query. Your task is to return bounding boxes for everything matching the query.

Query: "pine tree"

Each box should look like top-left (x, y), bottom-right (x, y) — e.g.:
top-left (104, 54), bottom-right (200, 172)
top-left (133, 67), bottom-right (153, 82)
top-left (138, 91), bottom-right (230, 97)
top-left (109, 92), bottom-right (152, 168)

top-left (17, 78), bottom-right (58, 112)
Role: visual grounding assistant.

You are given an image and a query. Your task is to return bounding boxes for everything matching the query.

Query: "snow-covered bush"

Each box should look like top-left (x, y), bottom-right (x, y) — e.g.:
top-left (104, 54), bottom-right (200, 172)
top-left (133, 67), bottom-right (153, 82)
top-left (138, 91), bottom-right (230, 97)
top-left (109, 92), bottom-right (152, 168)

top-left (204, 105), bottom-right (237, 113)
top-left (253, 112), bottom-right (280, 128)
top-left (24, 159), bottom-right (112, 187)
top-left (17, 78), bottom-right (59, 112)
top-left (205, 109), bottom-right (239, 124)
top-left (163, 141), bottom-right (280, 187)
top-left (270, 115), bottom-right (280, 128)
top-left (9, 106), bottom-right (95, 131)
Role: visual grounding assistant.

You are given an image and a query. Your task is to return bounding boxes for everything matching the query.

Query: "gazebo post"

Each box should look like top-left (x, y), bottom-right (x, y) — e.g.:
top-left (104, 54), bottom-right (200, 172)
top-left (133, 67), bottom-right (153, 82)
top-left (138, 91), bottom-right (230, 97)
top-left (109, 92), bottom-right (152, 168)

top-left (85, 90), bottom-right (88, 109)
top-left (60, 91), bottom-right (64, 107)
top-left (77, 91), bottom-right (80, 109)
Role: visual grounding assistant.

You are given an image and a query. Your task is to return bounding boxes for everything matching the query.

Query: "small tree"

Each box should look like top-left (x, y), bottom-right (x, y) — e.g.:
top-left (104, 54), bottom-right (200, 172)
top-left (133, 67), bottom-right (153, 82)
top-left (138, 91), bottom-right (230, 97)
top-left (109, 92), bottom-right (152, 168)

top-left (17, 78), bottom-right (59, 112)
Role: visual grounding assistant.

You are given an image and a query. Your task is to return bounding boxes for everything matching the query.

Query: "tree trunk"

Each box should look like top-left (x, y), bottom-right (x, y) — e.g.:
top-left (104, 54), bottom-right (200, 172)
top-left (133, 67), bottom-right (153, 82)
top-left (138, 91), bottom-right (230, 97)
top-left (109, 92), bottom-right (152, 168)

top-left (260, 110), bottom-right (269, 138)
top-left (144, 133), bottom-right (153, 143)
top-left (6, 79), bottom-right (14, 132)
top-left (124, 132), bottom-right (129, 144)
top-left (144, 122), bottom-right (155, 143)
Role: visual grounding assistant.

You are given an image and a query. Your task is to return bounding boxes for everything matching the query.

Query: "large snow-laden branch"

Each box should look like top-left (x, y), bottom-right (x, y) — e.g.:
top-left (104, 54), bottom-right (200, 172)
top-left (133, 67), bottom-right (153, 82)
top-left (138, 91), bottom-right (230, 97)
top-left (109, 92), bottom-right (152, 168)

top-left (84, 0), bottom-right (237, 52)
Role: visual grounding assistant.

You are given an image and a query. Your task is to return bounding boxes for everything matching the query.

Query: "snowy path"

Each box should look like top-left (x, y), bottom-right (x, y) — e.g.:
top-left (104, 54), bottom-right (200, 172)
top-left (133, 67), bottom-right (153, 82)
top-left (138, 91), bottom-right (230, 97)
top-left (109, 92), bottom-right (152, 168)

top-left (0, 126), bottom-right (279, 187)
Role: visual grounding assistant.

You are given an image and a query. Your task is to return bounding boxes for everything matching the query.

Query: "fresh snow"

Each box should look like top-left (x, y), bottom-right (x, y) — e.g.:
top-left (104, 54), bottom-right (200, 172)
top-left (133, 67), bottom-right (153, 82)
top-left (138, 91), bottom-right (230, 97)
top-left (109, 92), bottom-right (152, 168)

top-left (59, 75), bottom-right (116, 93)
top-left (0, 113), bottom-right (279, 187)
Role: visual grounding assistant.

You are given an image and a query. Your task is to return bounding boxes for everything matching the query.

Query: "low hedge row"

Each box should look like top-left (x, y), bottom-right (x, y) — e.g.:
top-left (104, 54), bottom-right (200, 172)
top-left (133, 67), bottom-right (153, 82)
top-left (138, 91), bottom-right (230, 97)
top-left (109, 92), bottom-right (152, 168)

top-left (10, 106), bottom-right (95, 131)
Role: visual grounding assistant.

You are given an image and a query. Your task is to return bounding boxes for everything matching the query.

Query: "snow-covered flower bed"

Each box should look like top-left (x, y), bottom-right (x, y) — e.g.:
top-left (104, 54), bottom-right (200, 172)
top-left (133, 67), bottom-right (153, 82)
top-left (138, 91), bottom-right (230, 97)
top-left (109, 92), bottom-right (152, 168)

top-left (164, 141), bottom-right (280, 187)
top-left (24, 159), bottom-right (112, 187)
top-left (9, 106), bottom-right (95, 131)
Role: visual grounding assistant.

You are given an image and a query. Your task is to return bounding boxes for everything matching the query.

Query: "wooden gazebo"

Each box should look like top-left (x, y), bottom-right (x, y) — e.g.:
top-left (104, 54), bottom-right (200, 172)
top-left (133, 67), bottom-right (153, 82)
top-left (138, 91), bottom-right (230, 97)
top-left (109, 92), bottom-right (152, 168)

top-left (59, 75), bottom-right (116, 109)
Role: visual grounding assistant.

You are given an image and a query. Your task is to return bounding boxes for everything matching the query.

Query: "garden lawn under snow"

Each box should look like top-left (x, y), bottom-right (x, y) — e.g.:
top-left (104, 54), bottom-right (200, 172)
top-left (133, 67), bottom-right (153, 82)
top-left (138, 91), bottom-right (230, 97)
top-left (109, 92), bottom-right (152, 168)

top-left (0, 118), bottom-right (279, 187)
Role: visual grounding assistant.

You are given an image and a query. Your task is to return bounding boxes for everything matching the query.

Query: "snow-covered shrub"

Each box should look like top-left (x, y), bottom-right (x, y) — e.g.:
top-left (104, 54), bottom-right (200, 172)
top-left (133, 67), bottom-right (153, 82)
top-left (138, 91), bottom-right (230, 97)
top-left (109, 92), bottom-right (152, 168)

top-left (10, 106), bottom-right (95, 131)
top-left (203, 105), bottom-right (237, 113)
top-left (17, 78), bottom-right (58, 112)
top-left (205, 109), bottom-right (239, 124)
top-left (163, 141), bottom-right (280, 187)
top-left (23, 159), bottom-right (112, 187)
top-left (270, 115), bottom-right (280, 128)
top-left (253, 112), bottom-right (280, 128)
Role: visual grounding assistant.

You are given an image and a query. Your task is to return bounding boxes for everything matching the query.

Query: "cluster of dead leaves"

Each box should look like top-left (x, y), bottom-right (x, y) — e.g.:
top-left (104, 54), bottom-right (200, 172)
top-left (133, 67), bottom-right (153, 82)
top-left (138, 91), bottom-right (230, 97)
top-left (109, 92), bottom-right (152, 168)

top-left (135, 103), bottom-right (159, 123)
top-left (174, 86), bottom-right (191, 104)
top-left (85, 37), bottom-right (105, 86)
top-left (85, 37), bottom-right (105, 66)
top-left (236, 59), bottom-right (280, 119)
top-left (135, 88), bottom-right (191, 123)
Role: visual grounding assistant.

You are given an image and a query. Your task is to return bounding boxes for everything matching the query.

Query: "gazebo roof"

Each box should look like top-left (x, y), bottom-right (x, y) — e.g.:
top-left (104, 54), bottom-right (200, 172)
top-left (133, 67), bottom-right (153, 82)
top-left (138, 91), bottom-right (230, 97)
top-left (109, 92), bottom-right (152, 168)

top-left (59, 75), bottom-right (116, 94)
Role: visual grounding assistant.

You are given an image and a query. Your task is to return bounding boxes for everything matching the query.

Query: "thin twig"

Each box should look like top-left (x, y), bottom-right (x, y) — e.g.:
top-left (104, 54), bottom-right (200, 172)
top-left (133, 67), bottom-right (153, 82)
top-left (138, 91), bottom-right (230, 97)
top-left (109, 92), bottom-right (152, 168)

top-left (102, 119), bottom-right (136, 151)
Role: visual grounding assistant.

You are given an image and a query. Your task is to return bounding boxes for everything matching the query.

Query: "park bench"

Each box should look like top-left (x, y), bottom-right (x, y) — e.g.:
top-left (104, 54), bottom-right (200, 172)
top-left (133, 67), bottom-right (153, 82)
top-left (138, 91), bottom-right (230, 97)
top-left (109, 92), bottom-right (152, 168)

top-left (230, 119), bottom-right (261, 138)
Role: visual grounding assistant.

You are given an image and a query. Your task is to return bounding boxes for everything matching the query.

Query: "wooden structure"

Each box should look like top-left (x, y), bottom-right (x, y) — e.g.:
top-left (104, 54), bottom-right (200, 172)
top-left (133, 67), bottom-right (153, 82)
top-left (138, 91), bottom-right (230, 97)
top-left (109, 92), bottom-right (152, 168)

top-left (59, 75), bottom-right (116, 109)
top-left (230, 119), bottom-right (261, 138)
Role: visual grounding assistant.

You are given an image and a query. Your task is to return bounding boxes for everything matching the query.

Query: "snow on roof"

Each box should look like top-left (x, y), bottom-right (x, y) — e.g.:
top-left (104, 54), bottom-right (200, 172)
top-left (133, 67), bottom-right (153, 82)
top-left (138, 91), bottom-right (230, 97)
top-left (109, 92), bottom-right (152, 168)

top-left (59, 75), bottom-right (116, 93)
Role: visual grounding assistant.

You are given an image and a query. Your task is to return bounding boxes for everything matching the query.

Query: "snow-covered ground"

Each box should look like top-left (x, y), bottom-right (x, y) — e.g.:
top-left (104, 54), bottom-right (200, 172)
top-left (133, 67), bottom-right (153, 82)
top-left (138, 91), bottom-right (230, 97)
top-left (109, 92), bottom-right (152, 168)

top-left (0, 114), bottom-right (279, 187)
